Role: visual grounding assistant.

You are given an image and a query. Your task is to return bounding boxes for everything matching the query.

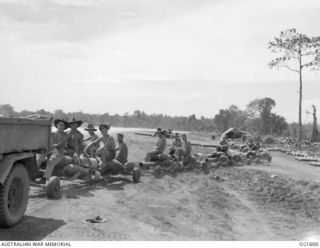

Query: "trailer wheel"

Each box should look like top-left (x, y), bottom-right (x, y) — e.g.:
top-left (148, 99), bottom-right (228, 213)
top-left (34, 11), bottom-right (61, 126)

top-left (132, 168), bottom-right (141, 183)
top-left (0, 163), bottom-right (29, 227)
top-left (202, 163), bottom-right (210, 174)
top-left (46, 176), bottom-right (61, 199)
top-left (153, 165), bottom-right (163, 179)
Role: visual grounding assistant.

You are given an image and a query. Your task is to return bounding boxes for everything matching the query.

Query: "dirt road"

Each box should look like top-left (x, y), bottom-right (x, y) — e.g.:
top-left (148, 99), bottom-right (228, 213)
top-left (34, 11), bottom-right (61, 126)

top-left (245, 151), bottom-right (320, 183)
top-left (0, 152), bottom-right (320, 241)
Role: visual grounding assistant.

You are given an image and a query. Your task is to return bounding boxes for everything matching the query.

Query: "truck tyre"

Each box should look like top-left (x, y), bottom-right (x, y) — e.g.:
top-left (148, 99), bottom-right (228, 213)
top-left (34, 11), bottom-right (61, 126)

top-left (46, 176), bottom-right (61, 199)
top-left (0, 163), bottom-right (29, 227)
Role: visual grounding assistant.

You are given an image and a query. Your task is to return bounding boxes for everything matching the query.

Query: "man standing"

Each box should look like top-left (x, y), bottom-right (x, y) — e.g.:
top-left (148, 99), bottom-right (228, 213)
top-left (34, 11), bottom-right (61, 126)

top-left (66, 118), bottom-right (84, 156)
top-left (115, 133), bottom-right (128, 165)
top-left (145, 129), bottom-right (166, 162)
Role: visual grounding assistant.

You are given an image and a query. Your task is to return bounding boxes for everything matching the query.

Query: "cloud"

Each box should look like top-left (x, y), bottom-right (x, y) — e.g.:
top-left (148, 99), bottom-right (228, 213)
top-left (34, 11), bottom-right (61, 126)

top-left (0, 0), bottom-right (319, 121)
top-left (0, 0), bottom-right (218, 43)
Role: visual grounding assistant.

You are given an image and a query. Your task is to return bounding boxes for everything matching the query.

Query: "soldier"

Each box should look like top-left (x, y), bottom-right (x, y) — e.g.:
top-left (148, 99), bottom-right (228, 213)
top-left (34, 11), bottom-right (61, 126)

top-left (217, 135), bottom-right (229, 153)
top-left (83, 124), bottom-right (100, 158)
top-left (172, 133), bottom-right (182, 148)
top-left (115, 133), bottom-right (128, 165)
top-left (177, 134), bottom-right (197, 171)
top-left (169, 133), bottom-right (182, 158)
top-left (145, 129), bottom-right (166, 162)
top-left (36, 119), bottom-right (69, 184)
top-left (84, 124), bottom-right (117, 174)
top-left (66, 118), bottom-right (84, 156)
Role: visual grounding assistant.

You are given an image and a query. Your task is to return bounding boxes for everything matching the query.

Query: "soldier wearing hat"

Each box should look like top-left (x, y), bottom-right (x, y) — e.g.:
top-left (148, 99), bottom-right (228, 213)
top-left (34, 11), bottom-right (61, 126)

top-left (145, 128), bottom-right (167, 162)
top-left (83, 124), bottom-right (100, 158)
top-left (217, 135), bottom-right (229, 154)
top-left (169, 132), bottom-right (182, 157)
top-left (172, 133), bottom-right (182, 148)
top-left (115, 133), bottom-right (128, 165)
top-left (36, 118), bottom-right (70, 184)
top-left (84, 124), bottom-right (117, 174)
top-left (65, 118), bottom-right (84, 156)
top-left (176, 134), bottom-right (197, 171)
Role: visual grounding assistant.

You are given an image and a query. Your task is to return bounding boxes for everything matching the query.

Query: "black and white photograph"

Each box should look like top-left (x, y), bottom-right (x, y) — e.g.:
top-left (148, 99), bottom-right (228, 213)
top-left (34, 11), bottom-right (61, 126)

top-left (0, 0), bottom-right (320, 244)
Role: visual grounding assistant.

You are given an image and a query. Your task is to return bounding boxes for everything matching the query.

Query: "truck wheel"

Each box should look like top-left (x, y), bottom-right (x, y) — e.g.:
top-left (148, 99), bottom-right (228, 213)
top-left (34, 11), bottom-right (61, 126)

top-left (132, 168), bottom-right (141, 183)
top-left (46, 176), bottom-right (61, 199)
top-left (0, 163), bottom-right (29, 227)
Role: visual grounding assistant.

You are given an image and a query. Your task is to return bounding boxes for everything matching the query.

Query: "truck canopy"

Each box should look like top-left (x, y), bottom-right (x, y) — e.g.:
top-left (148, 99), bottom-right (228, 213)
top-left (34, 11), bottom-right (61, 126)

top-left (0, 117), bottom-right (51, 155)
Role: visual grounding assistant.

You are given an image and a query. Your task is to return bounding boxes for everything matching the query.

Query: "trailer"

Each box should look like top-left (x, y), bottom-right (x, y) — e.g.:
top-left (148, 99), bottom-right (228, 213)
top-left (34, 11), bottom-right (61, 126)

top-left (0, 117), bottom-right (51, 227)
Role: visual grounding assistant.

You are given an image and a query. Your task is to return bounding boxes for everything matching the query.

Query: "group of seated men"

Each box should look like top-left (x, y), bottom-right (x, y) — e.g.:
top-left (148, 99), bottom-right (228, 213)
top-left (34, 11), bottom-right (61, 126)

top-left (145, 129), bottom-right (197, 172)
top-left (37, 118), bottom-right (200, 183)
top-left (36, 118), bottom-right (128, 184)
top-left (210, 134), bottom-right (269, 164)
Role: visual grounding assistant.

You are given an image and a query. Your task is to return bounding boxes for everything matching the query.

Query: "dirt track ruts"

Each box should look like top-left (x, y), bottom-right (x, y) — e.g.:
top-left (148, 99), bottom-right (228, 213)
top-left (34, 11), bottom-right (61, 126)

top-left (0, 152), bottom-right (320, 241)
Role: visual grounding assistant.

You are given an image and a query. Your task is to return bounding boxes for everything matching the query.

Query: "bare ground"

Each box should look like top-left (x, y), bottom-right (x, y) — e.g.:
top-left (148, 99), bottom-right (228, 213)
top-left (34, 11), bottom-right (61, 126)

top-left (1, 132), bottom-right (320, 241)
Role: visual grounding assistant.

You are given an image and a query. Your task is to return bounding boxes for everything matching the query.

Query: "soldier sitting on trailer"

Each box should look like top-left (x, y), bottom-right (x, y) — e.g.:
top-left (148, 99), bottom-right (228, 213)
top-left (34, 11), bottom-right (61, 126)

top-left (83, 124), bottom-right (100, 158)
top-left (172, 133), bottom-right (182, 148)
top-left (115, 133), bottom-right (128, 165)
top-left (84, 124), bottom-right (118, 174)
top-left (176, 134), bottom-right (197, 171)
top-left (65, 118), bottom-right (84, 157)
top-left (216, 135), bottom-right (229, 154)
top-left (145, 129), bottom-right (166, 162)
top-left (169, 133), bottom-right (182, 158)
top-left (36, 119), bottom-right (69, 184)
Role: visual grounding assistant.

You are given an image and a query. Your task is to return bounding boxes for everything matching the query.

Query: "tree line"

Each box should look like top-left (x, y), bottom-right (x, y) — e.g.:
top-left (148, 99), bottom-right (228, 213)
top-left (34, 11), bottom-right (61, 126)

top-left (1, 29), bottom-right (319, 139)
top-left (1, 97), bottom-right (316, 140)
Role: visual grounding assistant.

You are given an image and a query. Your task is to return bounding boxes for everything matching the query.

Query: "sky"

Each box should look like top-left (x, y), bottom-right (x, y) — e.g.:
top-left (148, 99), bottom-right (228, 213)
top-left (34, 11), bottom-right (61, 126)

top-left (0, 0), bottom-right (319, 123)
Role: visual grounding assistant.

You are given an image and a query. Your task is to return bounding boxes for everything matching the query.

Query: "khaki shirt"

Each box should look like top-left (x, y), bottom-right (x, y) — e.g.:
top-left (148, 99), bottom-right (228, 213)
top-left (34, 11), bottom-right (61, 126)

top-left (84, 134), bottom-right (99, 143)
top-left (116, 142), bottom-right (128, 164)
top-left (51, 131), bottom-right (68, 154)
top-left (85, 134), bottom-right (100, 150)
top-left (67, 129), bottom-right (84, 156)
top-left (172, 138), bottom-right (182, 148)
top-left (155, 137), bottom-right (166, 154)
top-left (182, 141), bottom-right (192, 156)
top-left (101, 135), bottom-right (116, 158)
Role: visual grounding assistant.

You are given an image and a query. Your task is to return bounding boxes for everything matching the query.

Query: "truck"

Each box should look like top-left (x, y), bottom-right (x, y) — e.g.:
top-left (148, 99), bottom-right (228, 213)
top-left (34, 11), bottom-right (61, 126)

top-left (0, 117), bottom-right (51, 227)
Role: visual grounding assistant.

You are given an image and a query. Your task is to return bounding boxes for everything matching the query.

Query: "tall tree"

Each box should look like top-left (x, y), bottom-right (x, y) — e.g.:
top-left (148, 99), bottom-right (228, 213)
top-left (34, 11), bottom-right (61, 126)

top-left (311, 105), bottom-right (320, 142)
top-left (0, 104), bottom-right (16, 117)
top-left (268, 28), bottom-right (320, 140)
top-left (269, 113), bottom-right (288, 136)
top-left (247, 98), bottom-right (276, 135)
top-left (214, 105), bottom-right (247, 132)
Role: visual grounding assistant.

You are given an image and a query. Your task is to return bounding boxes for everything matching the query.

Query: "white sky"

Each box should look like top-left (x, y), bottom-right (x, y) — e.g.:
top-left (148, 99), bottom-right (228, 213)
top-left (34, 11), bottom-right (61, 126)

top-left (0, 0), bottom-right (319, 123)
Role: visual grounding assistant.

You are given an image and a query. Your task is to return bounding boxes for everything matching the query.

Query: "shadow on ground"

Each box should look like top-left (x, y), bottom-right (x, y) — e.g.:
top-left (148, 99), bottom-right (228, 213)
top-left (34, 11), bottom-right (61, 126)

top-left (29, 176), bottom-right (134, 200)
top-left (0, 216), bottom-right (66, 241)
